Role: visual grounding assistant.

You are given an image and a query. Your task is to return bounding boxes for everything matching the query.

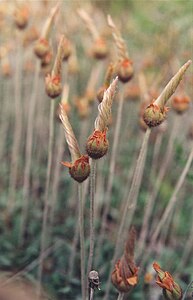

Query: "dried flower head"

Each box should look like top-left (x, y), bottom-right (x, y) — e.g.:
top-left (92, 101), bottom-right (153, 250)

top-left (143, 60), bottom-right (192, 127)
top-left (111, 227), bottom-right (139, 293)
top-left (86, 77), bottom-right (118, 159)
top-left (59, 105), bottom-right (90, 182)
top-left (14, 5), bottom-right (29, 30)
top-left (172, 94), bottom-right (190, 114)
top-left (62, 37), bottom-right (72, 61)
top-left (108, 15), bottom-right (133, 83)
top-left (91, 37), bottom-right (108, 60)
top-left (153, 262), bottom-right (182, 300)
top-left (97, 62), bottom-right (115, 103)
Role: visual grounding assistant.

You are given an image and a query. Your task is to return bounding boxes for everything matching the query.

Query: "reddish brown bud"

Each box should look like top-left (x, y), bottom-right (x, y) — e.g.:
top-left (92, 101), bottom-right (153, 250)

top-left (62, 38), bottom-right (72, 61)
top-left (45, 74), bottom-right (62, 98)
top-left (14, 6), bottom-right (29, 30)
top-left (117, 59), bottom-right (134, 83)
top-left (86, 130), bottom-right (109, 159)
top-left (34, 38), bottom-right (50, 59)
top-left (172, 95), bottom-right (190, 114)
top-left (92, 38), bottom-right (108, 60)
top-left (111, 228), bottom-right (139, 293)
top-left (143, 103), bottom-right (168, 127)
top-left (153, 262), bottom-right (183, 300)
top-left (61, 155), bottom-right (90, 183)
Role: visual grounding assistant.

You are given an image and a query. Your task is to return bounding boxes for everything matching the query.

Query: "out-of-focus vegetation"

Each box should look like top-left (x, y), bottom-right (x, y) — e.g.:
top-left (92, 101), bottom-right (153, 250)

top-left (0, 0), bottom-right (192, 299)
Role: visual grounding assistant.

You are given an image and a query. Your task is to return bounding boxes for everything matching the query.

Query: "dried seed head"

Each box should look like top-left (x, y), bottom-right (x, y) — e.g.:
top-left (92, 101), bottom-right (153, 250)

top-left (117, 58), bottom-right (134, 83)
top-left (172, 95), bottom-right (190, 114)
top-left (111, 227), bottom-right (139, 293)
top-left (88, 270), bottom-right (100, 290)
top-left (95, 77), bottom-right (118, 131)
top-left (143, 103), bottom-right (168, 127)
top-left (153, 262), bottom-right (183, 300)
top-left (76, 97), bottom-right (90, 119)
top-left (14, 5), bottom-right (29, 30)
top-left (86, 129), bottom-right (109, 159)
top-left (62, 38), bottom-right (72, 61)
top-left (41, 51), bottom-right (53, 68)
top-left (34, 38), bottom-right (50, 59)
top-left (45, 74), bottom-right (62, 98)
top-left (62, 155), bottom-right (90, 183)
top-left (143, 60), bottom-right (191, 127)
top-left (91, 37), bottom-right (108, 60)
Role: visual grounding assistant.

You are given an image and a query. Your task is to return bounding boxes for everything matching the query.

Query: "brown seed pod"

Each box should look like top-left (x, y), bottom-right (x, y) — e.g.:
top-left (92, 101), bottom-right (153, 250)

top-left (117, 59), bottom-right (134, 83)
top-left (143, 103), bottom-right (168, 127)
top-left (91, 38), bottom-right (108, 60)
top-left (45, 75), bottom-right (62, 98)
top-left (34, 38), bottom-right (50, 59)
top-left (62, 155), bottom-right (90, 183)
top-left (14, 6), bottom-right (29, 30)
top-left (86, 129), bottom-right (109, 159)
top-left (172, 95), bottom-right (190, 114)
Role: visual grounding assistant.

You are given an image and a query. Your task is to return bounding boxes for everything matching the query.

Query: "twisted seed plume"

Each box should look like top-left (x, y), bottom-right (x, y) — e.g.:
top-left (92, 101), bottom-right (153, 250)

top-left (95, 77), bottom-right (118, 131)
top-left (78, 9), bottom-right (99, 40)
top-left (107, 15), bottom-right (129, 60)
top-left (52, 35), bottom-right (65, 77)
top-left (59, 104), bottom-right (81, 162)
top-left (154, 60), bottom-right (192, 109)
top-left (41, 2), bottom-right (59, 40)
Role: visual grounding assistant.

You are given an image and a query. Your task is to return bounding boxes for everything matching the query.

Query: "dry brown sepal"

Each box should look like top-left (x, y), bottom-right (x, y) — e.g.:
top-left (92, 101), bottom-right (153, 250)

top-left (97, 62), bottom-right (115, 103)
top-left (45, 36), bottom-right (64, 98)
top-left (108, 15), bottom-right (134, 83)
top-left (59, 105), bottom-right (90, 183)
top-left (111, 227), bottom-right (139, 293)
top-left (14, 4), bottom-right (29, 30)
top-left (78, 9), bottom-right (108, 60)
top-left (143, 60), bottom-right (192, 127)
top-left (34, 3), bottom-right (59, 59)
top-left (86, 77), bottom-right (118, 159)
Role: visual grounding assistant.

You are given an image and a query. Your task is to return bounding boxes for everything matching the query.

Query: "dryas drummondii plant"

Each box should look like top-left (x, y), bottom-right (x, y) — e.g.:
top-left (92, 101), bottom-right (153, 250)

top-left (104, 60), bottom-right (191, 300)
top-left (108, 15), bottom-right (134, 83)
top-left (78, 9), bottom-right (108, 60)
top-left (143, 60), bottom-right (192, 127)
top-left (38, 35), bottom-right (65, 289)
top-left (111, 227), bottom-right (139, 300)
top-left (59, 104), bottom-right (90, 300)
top-left (96, 15), bottom-right (134, 265)
top-left (86, 77), bottom-right (118, 286)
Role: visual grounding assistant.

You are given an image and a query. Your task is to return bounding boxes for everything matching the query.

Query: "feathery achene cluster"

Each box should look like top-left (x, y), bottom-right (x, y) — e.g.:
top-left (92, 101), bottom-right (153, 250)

top-left (59, 105), bottom-right (90, 183)
top-left (86, 77), bottom-right (118, 159)
top-left (108, 15), bottom-right (134, 83)
top-left (143, 60), bottom-right (192, 127)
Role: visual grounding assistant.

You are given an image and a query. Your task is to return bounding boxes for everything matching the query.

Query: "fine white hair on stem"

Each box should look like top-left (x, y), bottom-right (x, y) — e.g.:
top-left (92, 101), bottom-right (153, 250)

top-left (41, 2), bottom-right (60, 40)
top-left (154, 60), bottom-right (192, 108)
top-left (59, 104), bottom-right (81, 162)
top-left (78, 9), bottom-right (99, 40)
top-left (95, 77), bottom-right (118, 132)
top-left (107, 15), bottom-right (129, 60)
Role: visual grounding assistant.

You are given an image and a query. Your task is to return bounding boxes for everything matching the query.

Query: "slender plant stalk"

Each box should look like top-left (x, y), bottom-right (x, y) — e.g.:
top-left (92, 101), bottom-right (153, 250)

top-left (104, 128), bottom-right (151, 300)
top-left (87, 159), bottom-right (97, 275)
top-left (137, 115), bottom-right (179, 256)
top-left (7, 36), bottom-right (23, 213)
top-left (117, 292), bottom-right (125, 300)
top-left (96, 87), bottom-right (125, 262)
top-left (19, 60), bottom-right (40, 244)
top-left (89, 287), bottom-right (94, 300)
top-left (182, 280), bottom-right (193, 300)
top-left (38, 99), bottom-right (55, 284)
top-left (78, 183), bottom-right (86, 300)
top-left (68, 179), bottom-right (89, 279)
top-left (49, 125), bottom-right (65, 227)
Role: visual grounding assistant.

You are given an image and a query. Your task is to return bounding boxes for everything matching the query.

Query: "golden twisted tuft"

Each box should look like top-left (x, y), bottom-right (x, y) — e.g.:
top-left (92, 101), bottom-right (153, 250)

top-left (95, 77), bottom-right (118, 131)
top-left (59, 104), bottom-right (81, 162)
top-left (107, 15), bottom-right (129, 60)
